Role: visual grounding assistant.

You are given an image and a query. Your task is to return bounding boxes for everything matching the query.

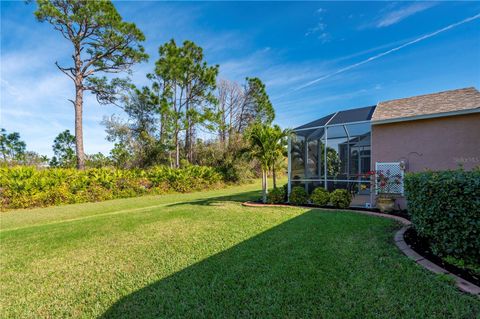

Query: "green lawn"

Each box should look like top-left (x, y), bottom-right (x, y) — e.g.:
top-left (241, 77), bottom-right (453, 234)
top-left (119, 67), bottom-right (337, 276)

top-left (1, 181), bottom-right (479, 318)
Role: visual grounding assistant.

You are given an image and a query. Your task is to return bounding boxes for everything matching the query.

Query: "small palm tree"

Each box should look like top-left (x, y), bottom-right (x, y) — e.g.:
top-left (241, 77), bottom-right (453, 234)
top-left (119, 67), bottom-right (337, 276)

top-left (245, 124), bottom-right (290, 203)
top-left (270, 125), bottom-right (290, 188)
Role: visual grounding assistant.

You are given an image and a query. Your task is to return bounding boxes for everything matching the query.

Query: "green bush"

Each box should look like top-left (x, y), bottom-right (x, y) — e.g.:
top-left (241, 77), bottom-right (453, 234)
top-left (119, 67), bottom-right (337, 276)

top-left (218, 160), bottom-right (256, 184)
top-left (267, 187), bottom-right (285, 204)
top-left (282, 183), bottom-right (289, 202)
top-left (329, 189), bottom-right (351, 209)
top-left (310, 187), bottom-right (330, 206)
top-left (405, 169), bottom-right (480, 267)
top-left (0, 165), bottom-right (223, 210)
top-left (289, 186), bottom-right (308, 206)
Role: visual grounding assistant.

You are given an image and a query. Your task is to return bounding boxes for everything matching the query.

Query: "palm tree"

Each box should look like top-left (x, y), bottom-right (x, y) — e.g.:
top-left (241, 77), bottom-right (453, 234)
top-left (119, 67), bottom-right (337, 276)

top-left (245, 124), bottom-right (290, 203)
top-left (270, 125), bottom-right (290, 188)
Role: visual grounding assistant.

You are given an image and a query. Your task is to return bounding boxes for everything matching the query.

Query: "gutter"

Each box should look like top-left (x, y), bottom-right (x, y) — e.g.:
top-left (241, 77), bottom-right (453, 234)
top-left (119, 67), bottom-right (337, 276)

top-left (371, 108), bottom-right (480, 125)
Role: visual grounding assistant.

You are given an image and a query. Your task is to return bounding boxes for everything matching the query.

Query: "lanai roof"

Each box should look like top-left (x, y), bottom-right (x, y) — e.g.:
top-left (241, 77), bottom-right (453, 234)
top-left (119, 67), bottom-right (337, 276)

top-left (294, 105), bottom-right (376, 131)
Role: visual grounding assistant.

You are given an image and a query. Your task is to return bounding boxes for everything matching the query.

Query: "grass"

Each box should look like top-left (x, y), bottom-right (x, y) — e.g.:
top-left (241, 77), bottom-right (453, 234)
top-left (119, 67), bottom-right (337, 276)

top-left (1, 180), bottom-right (479, 318)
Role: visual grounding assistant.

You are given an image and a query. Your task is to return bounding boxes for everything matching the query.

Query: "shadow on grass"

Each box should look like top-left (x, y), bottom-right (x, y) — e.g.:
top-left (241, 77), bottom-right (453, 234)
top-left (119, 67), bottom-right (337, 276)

top-left (166, 189), bottom-right (262, 208)
top-left (100, 210), bottom-right (477, 319)
top-left (100, 211), bottom-right (317, 318)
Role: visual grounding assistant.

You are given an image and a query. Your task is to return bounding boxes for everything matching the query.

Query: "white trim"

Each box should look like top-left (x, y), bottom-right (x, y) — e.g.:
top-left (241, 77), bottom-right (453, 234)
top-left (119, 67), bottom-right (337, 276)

top-left (371, 108), bottom-right (480, 125)
top-left (375, 162), bottom-right (402, 165)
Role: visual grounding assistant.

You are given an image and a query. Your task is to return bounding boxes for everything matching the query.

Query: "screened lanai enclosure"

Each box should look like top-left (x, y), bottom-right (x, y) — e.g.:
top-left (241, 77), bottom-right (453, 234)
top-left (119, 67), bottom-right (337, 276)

top-left (288, 105), bottom-right (376, 208)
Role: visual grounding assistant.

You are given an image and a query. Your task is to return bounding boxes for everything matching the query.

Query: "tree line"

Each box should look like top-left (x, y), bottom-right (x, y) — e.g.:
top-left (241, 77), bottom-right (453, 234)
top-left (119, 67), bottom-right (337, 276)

top-left (29, 0), bottom-right (278, 171)
top-left (2, 0), bottom-right (289, 195)
top-left (102, 39), bottom-right (275, 169)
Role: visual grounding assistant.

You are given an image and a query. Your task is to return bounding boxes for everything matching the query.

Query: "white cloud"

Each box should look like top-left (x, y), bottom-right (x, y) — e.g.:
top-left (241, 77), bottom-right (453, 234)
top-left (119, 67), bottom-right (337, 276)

top-left (305, 22), bottom-right (327, 37)
top-left (376, 2), bottom-right (437, 28)
top-left (294, 13), bottom-right (480, 91)
top-left (305, 8), bottom-right (331, 43)
top-left (216, 48), bottom-right (331, 93)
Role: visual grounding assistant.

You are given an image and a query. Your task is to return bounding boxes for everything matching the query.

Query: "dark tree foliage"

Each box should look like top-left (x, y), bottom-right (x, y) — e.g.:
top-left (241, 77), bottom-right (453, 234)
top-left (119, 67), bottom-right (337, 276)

top-left (103, 86), bottom-right (166, 168)
top-left (85, 152), bottom-right (112, 168)
top-left (238, 77), bottom-right (275, 132)
top-left (0, 128), bottom-right (27, 163)
top-left (50, 129), bottom-right (76, 168)
top-left (153, 39), bottom-right (219, 166)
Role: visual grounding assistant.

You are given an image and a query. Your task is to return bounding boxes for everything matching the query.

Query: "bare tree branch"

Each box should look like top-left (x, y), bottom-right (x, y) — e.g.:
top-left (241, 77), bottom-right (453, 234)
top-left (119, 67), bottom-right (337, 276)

top-left (55, 61), bottom-right (75, 81)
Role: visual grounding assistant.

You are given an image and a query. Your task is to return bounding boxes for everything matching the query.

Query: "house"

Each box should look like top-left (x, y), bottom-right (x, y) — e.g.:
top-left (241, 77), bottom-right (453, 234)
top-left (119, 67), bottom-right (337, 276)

top-left (287, 87), bottom-right (480, 209)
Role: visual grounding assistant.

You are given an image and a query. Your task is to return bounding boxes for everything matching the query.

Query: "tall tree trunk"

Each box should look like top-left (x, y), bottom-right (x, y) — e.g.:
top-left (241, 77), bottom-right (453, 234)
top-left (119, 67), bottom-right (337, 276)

top-left (174, 129), bottom-right (180, 168)
top-left (237, 104), bottom-right (245, 134)
top-left (264, 170), bottom-right (268, 203)
top-left (262, 170), bottom-right (266, 203)
top-left (272, 163), bottom-right (277, 189)
top-left (159, 112), bottom-right (165, 145)
top-left (74, 84), bottom-right (85, 170)
top-left (188, 124), bottom-right (194, 163)
top-left (160, 111), bottom-right (170, 163)
top-left (185, 106), bottom-right (191, 163)
top-left (220, 105), bottom-right (226, 148)
top-left (185, 82), bottom-right (194, 164)
top-left (228, 99), bottom-right (233, 147)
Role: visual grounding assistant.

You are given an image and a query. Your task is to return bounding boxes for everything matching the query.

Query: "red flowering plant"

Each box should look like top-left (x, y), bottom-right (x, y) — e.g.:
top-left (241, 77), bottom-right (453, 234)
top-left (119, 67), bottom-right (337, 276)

top-left (374, 169), bottom-right (402, 198)
top-left (354, 169), bottom-right (402, 198)
top-left (352, 171), bottom-right (375, 192)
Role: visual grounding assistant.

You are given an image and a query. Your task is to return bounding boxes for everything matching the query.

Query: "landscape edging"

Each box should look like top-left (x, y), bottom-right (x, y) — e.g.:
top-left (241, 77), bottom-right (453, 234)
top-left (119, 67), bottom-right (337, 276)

top-left (242, 201), bottom-right (480, 297)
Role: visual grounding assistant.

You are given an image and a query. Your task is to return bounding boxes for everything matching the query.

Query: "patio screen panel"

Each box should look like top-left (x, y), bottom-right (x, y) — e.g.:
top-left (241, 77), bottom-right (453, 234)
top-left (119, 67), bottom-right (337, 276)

top-left (288, 105), bottom-right (375, 205)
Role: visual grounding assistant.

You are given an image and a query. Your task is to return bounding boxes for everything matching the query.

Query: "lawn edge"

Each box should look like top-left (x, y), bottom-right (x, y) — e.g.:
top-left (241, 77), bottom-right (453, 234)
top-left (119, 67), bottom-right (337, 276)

top-left (242, 201), bottom-right (480, 297)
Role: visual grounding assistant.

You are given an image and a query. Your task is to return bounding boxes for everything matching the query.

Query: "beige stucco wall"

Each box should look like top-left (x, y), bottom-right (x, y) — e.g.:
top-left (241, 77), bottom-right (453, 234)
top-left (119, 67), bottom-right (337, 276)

top-left (371, 113), bottom-right (480, 209)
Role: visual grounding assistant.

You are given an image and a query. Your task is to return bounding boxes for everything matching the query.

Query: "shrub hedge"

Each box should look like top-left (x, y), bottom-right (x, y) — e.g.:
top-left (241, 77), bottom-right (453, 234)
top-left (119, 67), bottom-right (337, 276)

top-left (404, 169), bottom-right (480, 267)
top-left (329, 189), bottom-right (351, 209)
top-left (267, 187), bottom-right (285, 204)
top-left (282, 183), bottom-right (289, 203)
top-left (289, 186), bottom-right (308, 206)
top-left (0, 165), bottom-right (222, 210)
top-left (310, 187), bottom-right (330, 206)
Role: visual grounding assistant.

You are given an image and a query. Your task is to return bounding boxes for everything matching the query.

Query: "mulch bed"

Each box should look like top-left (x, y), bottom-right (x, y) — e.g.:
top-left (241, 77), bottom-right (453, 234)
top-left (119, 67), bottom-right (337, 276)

top-left (250, 200), bottom-right (411, 219)
top-left (404, 227), bottom-right (479, 286)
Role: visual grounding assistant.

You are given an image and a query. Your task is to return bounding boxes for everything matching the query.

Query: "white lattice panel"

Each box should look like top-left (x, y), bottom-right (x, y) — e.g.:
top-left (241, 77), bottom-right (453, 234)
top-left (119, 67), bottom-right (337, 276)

top-left (375, 162), bottom-right (404, 195)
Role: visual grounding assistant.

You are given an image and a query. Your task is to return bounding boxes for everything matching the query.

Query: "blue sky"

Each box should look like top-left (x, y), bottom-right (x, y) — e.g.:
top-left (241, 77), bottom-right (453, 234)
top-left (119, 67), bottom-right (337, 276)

top-left (1, 1), bottom-right (479, 157)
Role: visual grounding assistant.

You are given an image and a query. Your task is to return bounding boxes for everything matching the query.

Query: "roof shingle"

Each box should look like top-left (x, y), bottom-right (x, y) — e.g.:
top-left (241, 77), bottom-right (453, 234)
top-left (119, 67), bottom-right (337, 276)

top-left (372, 87), bottom-right (480, 122)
